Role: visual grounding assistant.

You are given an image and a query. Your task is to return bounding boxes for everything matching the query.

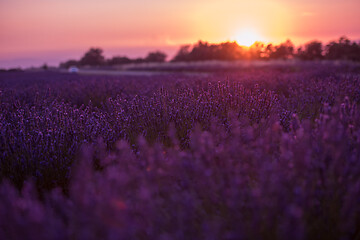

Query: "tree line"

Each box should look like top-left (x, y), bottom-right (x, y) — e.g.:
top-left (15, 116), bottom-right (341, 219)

top-left (172, 36), bottom-right (360, 62)
top-left (60, 50), bottom-right (167, 68)
top-left (60, 36), bottom-right (360, 68)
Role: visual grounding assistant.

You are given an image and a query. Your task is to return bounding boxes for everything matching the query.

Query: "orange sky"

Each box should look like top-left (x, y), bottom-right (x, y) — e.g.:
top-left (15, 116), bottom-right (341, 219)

top-left (1, 0), bottom-right (359, 68)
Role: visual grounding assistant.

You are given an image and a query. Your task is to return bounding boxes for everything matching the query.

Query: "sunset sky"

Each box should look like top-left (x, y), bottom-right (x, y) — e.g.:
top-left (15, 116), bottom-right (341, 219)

top-left (1, 0), bottom-right (359, 68)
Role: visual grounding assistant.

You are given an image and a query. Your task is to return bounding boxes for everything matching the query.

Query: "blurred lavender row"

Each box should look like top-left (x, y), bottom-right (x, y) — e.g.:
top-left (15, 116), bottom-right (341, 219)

top-left (0, 63), bottom-right (360, 239)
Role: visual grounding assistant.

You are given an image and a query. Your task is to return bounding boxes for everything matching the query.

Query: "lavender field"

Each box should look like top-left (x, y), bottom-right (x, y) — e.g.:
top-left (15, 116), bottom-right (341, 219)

top-left (1, 62), bottom-right (360, 239)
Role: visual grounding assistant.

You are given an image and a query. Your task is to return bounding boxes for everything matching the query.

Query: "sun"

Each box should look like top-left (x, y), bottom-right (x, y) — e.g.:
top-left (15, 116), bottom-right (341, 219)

top-left (234, 28), bottom-right (263, 47)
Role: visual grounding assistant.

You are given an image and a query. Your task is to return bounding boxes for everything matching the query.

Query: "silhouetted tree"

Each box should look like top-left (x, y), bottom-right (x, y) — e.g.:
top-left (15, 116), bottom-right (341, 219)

top-left (133, 58), bottom-right (146, 64)
top-left (172, 45), bottom-right (191, 62)
top-left (59, 59), bottom-right (80, 69)
top-left (297, 41), bottom-right (323, 60)
top-left (350, 42), bottom-right (360, 61)
top-left (172, 41), bottom-right (245, 62)
top-left (263, 44), bottom-right (275, 59)
top-left (269, 40), bottom-right (294, 60)
top-left (216, 41), bottom-right (244, 60)
top-left (325, 36), bottom-right (360, 61)
top-left (107, 56), bottom-right (132, 66)
top-left (189, 41), bottom-right (214, 61)
top-left (80, 48), bottom-right (105, 66)
top-left (248, 42), bottom-right (265, 59)
top-left (41, 63), bottom-right (49, 70)
top-left (145, 51), bottom-right (167, 62)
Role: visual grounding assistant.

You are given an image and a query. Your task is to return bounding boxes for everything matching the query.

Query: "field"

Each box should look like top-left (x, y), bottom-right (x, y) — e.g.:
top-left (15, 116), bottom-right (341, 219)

top-left (1, 62), bottom-right (360, 239)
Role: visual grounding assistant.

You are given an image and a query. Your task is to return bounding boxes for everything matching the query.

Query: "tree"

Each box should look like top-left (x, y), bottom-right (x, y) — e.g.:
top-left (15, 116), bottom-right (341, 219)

top-left (172, 41), bottom-right (244, 62)
top-left (59, 59), bottom-right (79, 69)
top-left (263, 44), bottom-right (275, 59)
top-left (325, 36), bottom-right (360, 61)
top-left (248, 42), bottom-right (265, 59)
top-left (107, 56), bottom-right (132, 66)
top-left (145, 51), bottom-right (167, 62)
top-left (133, 58), bottom-right (146, 64)
top-left (269, 40), bottom-right (294, 60)
top-left (297, 41), bottom-right (323, 60)
top-left (80, 48), bottom-right (105, 66)
top-left (188, 41), bottom-right (213, 61)
top-left (172, 45), bottom-right (191, 62)
top-left (41, 63), bottom-right (48, 70)
top-left (216, 41), bottom-right (244, 60)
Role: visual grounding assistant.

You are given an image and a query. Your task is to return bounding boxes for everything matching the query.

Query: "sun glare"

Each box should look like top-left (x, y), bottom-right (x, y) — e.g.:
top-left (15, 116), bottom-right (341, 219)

top-left (234, 28), bottom-right (263, 47)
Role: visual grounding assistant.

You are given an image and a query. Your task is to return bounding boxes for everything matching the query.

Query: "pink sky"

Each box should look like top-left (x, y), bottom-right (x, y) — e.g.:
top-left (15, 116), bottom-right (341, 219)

top-left (1, 0), bottom-right (359, 68)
